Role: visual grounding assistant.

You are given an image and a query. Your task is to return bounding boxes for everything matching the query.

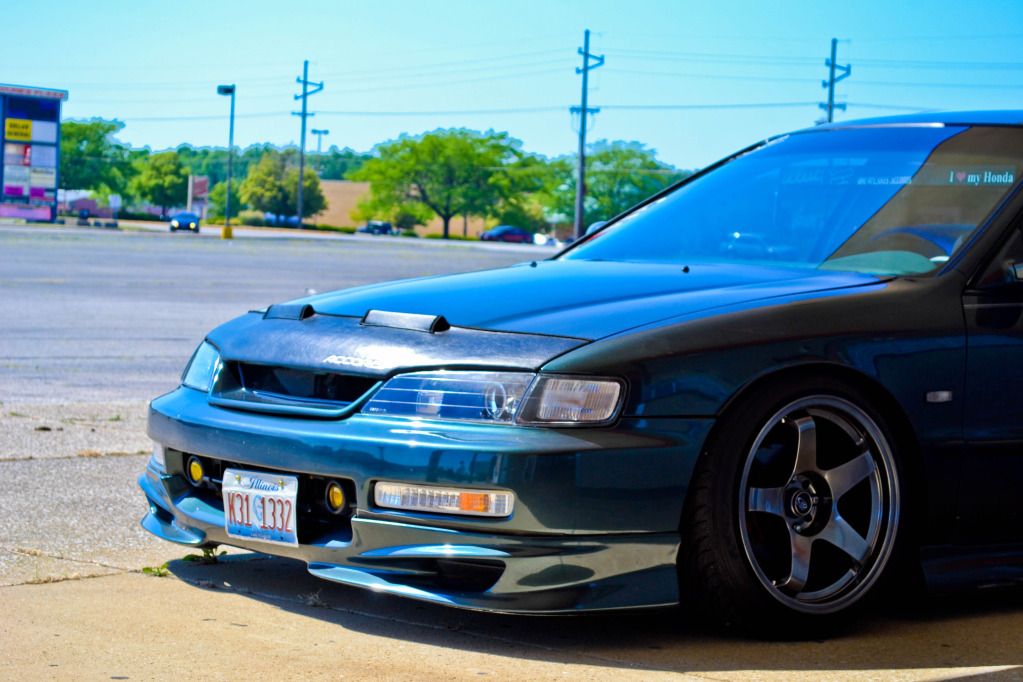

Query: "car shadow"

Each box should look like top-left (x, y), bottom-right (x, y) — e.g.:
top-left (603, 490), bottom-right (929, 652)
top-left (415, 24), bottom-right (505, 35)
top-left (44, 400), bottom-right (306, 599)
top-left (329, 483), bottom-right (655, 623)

top-left (168, 554), bottom-right (1023, 675)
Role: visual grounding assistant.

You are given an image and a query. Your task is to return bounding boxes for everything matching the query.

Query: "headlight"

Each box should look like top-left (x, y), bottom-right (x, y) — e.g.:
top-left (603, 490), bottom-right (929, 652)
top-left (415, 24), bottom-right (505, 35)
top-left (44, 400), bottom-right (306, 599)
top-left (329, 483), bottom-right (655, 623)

top-left (362, 371), bottom-right (533, 423)
top-left (361, 371), bottom-right (624, 426)
top-left (171, 220), bottom-right (179, 227)
top-left (189, 222), bottom-right (196, 228)
top-left (181, 341), bottom-right (222, 392)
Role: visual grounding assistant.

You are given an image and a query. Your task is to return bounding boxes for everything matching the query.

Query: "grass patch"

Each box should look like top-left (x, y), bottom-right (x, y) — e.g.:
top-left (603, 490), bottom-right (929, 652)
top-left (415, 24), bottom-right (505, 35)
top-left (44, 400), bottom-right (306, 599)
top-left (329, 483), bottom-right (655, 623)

top-left (182, 548), bottom-right (226, 564)
top-left (305, 224), bottom-right (357, 234)
top-left (424, 233), bottom-right (478, 241)
top-left (142, 562), bottom-right (170, 577)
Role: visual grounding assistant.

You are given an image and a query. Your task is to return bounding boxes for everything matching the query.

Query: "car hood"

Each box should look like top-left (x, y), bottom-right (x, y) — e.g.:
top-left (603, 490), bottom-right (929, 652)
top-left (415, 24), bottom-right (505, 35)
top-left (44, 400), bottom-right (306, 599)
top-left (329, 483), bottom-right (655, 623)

top-left (297, 260), bottom-right (885, 341)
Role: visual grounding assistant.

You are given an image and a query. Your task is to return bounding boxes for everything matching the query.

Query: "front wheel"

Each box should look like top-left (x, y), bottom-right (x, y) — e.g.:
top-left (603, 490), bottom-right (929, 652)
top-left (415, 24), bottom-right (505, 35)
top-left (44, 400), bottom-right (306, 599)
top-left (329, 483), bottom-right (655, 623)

top-left (681, 378), bottom-right (904, 635)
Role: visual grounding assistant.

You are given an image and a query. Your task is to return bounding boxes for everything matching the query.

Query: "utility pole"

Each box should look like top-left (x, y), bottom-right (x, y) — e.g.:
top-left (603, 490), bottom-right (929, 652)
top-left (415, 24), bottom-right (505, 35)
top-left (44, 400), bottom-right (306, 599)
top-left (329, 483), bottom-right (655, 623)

top-left (293, 60), bottom-right (323, 225)
top-left (819, 38), bottom-right (851, 123)
top-left (572, 28), bottom-right (604, 239)
top-left (311, 128), bottom-right (329, 174)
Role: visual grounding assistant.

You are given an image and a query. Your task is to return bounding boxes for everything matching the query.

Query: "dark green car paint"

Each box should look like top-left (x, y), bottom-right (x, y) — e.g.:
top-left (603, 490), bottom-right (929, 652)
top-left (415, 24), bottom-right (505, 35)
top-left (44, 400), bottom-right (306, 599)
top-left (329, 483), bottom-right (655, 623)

top-left (140, 113), bottom-right (1023, 612)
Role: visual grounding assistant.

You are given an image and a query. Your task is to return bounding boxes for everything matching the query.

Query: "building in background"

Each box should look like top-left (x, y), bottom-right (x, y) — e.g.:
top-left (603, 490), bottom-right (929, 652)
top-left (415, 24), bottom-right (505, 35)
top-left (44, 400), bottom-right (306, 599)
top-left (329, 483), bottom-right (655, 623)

top-left (1, 83), bottom-right (68, 221)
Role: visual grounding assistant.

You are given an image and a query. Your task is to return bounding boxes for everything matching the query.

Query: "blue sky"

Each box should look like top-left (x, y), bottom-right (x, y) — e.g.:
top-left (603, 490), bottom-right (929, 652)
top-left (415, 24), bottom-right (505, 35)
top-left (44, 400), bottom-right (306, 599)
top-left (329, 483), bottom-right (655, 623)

top-left (7, 0), bottom-right (1023, 168)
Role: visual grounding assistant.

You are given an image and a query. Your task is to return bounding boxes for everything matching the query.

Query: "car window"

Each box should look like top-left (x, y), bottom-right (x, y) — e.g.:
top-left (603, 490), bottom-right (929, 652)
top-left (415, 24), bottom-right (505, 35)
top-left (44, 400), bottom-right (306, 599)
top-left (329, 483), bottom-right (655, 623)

top-left (564, 126), bottom-right (1023, 276)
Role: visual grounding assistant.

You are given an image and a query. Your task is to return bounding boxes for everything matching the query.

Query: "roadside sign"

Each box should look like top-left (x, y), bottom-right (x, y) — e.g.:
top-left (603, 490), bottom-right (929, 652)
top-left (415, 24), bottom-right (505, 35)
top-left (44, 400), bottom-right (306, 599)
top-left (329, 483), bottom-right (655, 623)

top-left (1, 84), bottom-right (66, 221)
top-left (5, 119), bottom-right (31, 141)
top-left (192, 176), bottom-right (209, 199)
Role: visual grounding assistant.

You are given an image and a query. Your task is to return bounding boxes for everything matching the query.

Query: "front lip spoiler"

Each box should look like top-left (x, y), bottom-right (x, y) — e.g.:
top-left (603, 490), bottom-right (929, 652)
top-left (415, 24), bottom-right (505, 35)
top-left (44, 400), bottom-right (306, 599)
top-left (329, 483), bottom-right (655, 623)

top-left (138, 467), bottom-right (682, 614)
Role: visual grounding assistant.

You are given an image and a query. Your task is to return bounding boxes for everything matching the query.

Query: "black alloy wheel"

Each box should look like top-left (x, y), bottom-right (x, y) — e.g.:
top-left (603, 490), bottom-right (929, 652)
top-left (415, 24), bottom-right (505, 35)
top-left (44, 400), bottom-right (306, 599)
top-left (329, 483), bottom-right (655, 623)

top-left (681, 377), bottom-right (904, 635)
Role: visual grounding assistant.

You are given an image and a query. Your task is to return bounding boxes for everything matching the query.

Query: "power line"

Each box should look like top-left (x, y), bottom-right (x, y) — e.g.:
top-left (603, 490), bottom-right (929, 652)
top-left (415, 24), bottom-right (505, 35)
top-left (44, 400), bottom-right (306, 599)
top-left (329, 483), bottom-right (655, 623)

top-left (853, 32), bottom-right (1023, 43)
top-left (603, 67), bottom-right (815, 84)
top-left (854, 57), bottom-right (1023, 71)
top-left (604, 48), bottom-right (820, 66)
top-left (69, 65), bottom-right (572, 105)
top-left (119, 100), bottom-right (930, 124)
top-left (604, 47), bottom-right (1023, 73)
top-left (600, 102), bottom-right (819, 111)
top-left (850, 79), bottom-right (1023, 90)
top-left (316, 106), bottom-right (567, 116)
top-left (317, 49), bottom-right (570, 81)
top-left (845, 102), bottom-right (939, 112)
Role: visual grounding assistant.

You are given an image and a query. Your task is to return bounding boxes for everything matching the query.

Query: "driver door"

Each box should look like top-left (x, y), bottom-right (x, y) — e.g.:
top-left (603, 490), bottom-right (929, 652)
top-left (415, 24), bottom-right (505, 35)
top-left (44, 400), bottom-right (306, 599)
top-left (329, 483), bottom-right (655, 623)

top-left (961, 225), bottom-right (1023, 545)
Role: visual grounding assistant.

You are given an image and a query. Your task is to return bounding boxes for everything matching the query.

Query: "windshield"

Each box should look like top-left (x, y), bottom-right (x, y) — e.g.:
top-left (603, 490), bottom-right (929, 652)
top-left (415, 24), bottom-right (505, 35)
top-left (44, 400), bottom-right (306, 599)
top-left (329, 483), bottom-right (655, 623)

top-left (563, 126), bottom-right (1023, 276)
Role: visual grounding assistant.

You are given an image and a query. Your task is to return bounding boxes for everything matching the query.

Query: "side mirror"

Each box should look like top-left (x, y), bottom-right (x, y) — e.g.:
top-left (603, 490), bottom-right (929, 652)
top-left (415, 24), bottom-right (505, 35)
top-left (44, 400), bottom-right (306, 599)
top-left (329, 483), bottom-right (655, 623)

top-left (585, 220), bottom-right (607, 236)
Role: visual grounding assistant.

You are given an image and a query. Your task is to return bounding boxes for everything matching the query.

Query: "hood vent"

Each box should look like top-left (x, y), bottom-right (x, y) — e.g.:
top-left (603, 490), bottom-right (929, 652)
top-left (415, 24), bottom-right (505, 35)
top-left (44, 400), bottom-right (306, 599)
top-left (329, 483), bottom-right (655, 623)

top-left (264, 303), bottom-right (316, 320)
top-left (361, 309), bottom-right (450, 333)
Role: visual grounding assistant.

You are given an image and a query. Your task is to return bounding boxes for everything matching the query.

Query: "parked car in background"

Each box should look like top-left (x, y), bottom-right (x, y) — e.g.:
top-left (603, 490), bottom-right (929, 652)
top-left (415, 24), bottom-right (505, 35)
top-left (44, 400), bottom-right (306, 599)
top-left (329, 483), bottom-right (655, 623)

top-left (263, 213), bottom-right (301, 228)
top-left (480, 225), bottom-right (531, 243)
top-left (358, 221), bottom-right (394, 235)
top-left (169, 212), bottom-right (200, 233)
top-left (140, 111), bottom-right (1023, 636)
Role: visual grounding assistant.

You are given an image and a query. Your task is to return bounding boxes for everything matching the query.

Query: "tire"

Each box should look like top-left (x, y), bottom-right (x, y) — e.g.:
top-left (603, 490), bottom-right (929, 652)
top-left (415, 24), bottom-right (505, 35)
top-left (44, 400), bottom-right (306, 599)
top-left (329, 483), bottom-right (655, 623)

top-left (680, 375), bottom-right (905, 636)
top-left (169, 226), bottom-right (176, 232)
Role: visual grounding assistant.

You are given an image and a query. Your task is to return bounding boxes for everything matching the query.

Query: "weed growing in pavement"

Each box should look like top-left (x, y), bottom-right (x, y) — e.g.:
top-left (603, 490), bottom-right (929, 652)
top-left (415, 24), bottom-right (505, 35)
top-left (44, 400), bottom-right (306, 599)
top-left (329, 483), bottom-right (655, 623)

top-left (182, 548), bottom-right (226, 564)
top-left (300, 589), bottom-right (327, 608)
top-left (142, 562), bottom-right (170, 577)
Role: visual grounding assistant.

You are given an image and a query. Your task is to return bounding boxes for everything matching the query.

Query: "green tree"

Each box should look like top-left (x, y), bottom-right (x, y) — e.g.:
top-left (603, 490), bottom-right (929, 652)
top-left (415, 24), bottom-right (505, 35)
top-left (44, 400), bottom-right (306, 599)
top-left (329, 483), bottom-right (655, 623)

top-left (548, 140), bottom-right (690, 229)
top-left (285, 167), bottom-right (326, 218)
top-left (59, 119), bottom-right (132, 193)
top-left (491, 155), bottom-right (567, 232)
top-left (351, 129), bottom-right (522, 238)
top-left (208, 181), bottom-right (241, 219)
top-left (239, 154), bottom-right (291, 217)
top-left (129, 151), bottom-right (189, 217)
top-left (317, 146), bottom-right (370, 180)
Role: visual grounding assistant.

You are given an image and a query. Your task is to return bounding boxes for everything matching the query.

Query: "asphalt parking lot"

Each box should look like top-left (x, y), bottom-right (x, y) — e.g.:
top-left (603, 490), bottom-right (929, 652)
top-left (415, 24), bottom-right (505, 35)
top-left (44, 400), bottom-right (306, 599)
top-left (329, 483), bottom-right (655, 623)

top-left (1, 223), bottom-right (1021, 680)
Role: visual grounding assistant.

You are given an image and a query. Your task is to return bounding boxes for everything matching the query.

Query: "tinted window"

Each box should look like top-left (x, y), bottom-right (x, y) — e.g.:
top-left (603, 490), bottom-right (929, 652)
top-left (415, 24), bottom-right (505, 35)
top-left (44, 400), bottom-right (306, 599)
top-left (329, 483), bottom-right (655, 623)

top-left (564, 126), bottom-right (1023, 276)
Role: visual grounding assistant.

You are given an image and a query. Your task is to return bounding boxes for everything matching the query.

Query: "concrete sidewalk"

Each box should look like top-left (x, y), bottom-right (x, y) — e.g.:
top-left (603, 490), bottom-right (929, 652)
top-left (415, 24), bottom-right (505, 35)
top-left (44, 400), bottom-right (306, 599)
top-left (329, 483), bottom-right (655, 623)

top-left (2, 553), bottom-right (1021, 680)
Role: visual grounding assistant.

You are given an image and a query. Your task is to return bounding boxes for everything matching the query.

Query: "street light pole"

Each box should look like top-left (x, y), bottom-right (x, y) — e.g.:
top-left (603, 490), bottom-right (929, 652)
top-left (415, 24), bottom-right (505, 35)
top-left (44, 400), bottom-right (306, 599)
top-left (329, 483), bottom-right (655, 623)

top-left (311, 129), bottom-right (329, 174)
top-left (217, 84), bottom-right (236, 239)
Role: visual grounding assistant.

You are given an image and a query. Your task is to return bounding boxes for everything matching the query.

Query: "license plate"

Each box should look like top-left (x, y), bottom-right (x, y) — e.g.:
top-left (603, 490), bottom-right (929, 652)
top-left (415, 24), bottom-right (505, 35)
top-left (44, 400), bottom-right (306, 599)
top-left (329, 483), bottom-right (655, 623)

top-left (222, 468), bottom-right (299, 546)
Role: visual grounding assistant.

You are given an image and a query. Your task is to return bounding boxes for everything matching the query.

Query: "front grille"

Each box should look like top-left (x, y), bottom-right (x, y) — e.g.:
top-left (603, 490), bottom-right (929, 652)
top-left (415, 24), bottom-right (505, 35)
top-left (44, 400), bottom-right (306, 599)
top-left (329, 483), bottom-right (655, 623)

top-left (210, 361), bottom-right (379, 417)
top-left (235, 363), bottom-right (375, 403)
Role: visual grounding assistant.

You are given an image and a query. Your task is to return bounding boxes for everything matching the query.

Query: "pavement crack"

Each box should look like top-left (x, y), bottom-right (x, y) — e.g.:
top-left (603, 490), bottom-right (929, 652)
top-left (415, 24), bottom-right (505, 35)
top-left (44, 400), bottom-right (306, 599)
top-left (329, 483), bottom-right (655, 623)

top-left (0, 544), bottom-right (137, 573)
top-left (0, 450), bottom-right (147, 463)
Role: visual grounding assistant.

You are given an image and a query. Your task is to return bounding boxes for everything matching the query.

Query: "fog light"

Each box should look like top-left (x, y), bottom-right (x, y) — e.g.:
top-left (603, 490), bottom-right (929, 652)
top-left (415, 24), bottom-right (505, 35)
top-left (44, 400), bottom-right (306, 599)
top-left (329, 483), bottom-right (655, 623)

top-left (325, 480), bottom-right (346, 514)
top-left (186, 456), bottom-right (204, 486)
top-left (374, 482), bottom-right (514, 517)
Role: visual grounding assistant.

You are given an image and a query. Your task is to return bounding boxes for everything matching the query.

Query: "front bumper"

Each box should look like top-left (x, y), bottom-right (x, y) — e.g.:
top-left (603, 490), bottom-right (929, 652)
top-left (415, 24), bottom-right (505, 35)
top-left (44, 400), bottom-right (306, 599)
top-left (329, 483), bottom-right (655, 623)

top-left (140, 386), bottom-right (713, 613)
